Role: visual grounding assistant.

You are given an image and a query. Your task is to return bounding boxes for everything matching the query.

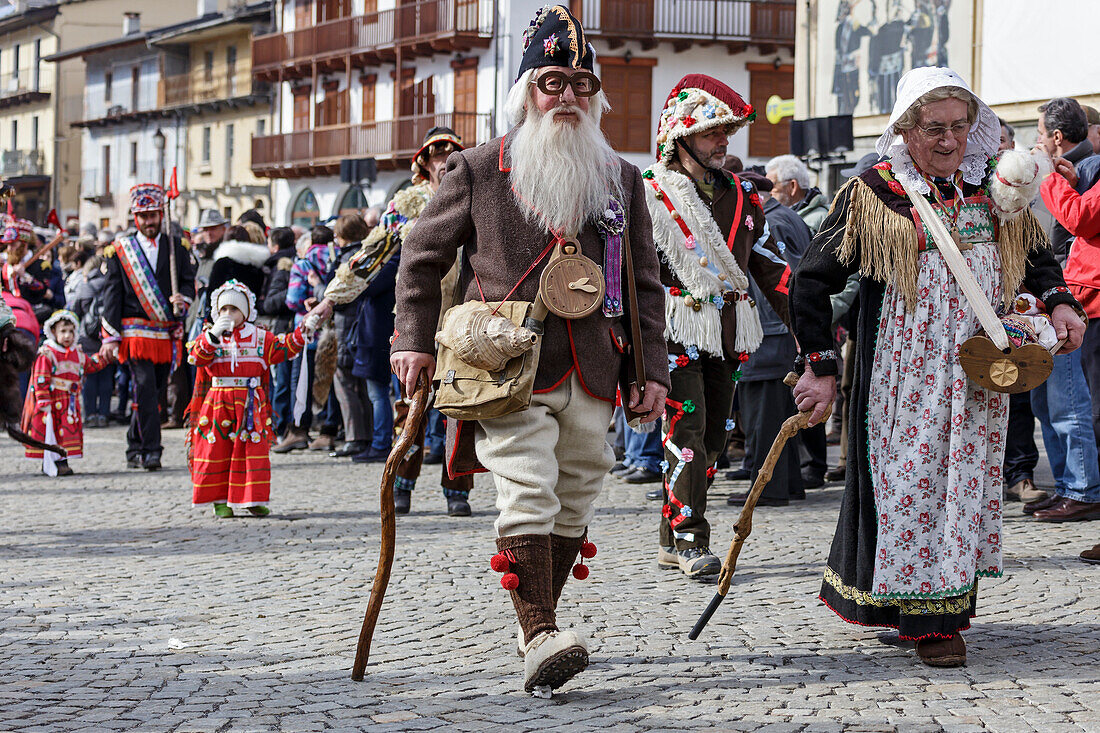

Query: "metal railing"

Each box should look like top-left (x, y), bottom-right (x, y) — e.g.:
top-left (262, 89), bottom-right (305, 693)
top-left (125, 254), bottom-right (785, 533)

top-left (0, 66), bottom-right (52, 99)
top-left (158, 68), bottom-right (270, 108)
top-left (251, 111), bottom-right (492, 171)
top-left (252, 0), bottom-right (492, 75)
top-left (578, 0), bottom-right (795, 43)
top-left (81, 161), bottom-right (162, 198)
top-left (83, 76), bottom-right (160, 121)
top-left (1, 149), bottom-right (45, 176)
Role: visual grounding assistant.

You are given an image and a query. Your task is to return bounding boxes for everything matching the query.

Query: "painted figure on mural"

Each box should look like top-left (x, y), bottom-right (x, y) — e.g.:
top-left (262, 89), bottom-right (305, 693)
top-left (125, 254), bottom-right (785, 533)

top-left (868, 0), bottom-right (907, 114)
top-left (832, 0), bottom-right (872, 115)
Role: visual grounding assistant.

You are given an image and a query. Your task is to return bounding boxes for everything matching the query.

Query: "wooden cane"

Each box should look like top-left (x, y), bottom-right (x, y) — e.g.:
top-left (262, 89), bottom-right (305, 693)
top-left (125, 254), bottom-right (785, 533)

top-left (351, 370), bottom-right (431, 680)
top-left (689, 372), bottom-right (833, 640)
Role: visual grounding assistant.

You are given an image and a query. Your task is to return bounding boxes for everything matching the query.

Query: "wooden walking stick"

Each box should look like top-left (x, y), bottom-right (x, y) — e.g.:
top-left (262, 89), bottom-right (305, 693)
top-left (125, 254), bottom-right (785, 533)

top-left (352, 370), bottom-right (431, 680)
top-left (689, 372), bottom-right (833, 640)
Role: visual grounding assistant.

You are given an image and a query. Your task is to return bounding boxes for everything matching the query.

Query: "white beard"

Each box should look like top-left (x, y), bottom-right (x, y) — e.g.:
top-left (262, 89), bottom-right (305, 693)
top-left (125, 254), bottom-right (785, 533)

top-left (509, 104), bottom-right (623, 236)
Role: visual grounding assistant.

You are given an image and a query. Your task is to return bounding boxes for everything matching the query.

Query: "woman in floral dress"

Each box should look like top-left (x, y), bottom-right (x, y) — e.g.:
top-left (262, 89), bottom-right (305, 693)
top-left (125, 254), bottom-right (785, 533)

top-left (789, 67), bottom-right (1086, 666)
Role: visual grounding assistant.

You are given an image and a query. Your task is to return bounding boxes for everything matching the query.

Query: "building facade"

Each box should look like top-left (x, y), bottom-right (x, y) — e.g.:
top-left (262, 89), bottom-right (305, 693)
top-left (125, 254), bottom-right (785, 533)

top-left (251, 0), bottom-right (796, 227)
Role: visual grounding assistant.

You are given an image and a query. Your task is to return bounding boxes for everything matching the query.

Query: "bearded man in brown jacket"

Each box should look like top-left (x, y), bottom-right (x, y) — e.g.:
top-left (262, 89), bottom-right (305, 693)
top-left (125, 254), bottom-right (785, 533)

top-left (390, 5), bottom-right (669, 694)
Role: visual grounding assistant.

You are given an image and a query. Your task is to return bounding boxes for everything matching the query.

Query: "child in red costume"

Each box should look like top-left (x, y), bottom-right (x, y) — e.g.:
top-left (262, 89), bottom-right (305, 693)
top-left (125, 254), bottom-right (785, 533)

top-left (21, 310), bottom-right (113, 475)
top-left (187, 279), bottom-right (308, 517)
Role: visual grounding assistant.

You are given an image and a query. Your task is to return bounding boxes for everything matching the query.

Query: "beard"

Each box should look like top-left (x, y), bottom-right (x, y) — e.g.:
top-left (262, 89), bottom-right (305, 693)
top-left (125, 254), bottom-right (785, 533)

top-left (509, 102), bottom-right (623, 236)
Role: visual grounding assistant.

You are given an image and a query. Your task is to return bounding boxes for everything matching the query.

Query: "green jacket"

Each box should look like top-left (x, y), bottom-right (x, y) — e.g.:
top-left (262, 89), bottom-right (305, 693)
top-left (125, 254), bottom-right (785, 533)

top-left (796, 188), bottom-right (830, 235)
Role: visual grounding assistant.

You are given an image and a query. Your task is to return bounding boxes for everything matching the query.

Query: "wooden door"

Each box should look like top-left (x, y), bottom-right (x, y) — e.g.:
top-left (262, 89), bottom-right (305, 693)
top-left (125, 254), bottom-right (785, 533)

top-left (601, 0), bottom-right (653, 33)
top-left (600, 59), bottom-right (653, 153)
top-left (295, 0), bottom-right (313, 28)
top-left (318, 0), bottom-right (351, 22)
top-left (748, 66), bottom-right (794, 158)
top-left (293, 88), bottom-right (311, 130)
top-left (361, 75), bottom-right (376, 122)
top-left (453, 61), bottom-right (477, 146)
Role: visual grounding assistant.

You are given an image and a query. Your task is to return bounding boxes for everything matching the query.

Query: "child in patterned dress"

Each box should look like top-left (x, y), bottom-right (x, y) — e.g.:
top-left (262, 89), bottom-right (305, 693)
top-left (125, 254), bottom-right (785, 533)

top-left (187, 280), bottom-right (309, 517)
top-left (21, 310), bottom-right (114, 475)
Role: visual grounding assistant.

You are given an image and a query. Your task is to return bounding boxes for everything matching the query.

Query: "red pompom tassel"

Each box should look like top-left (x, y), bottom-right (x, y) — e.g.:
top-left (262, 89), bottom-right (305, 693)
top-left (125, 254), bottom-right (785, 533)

top-left (580, 542), bottom-right (597, 559)
top-left (571, 563), bottom-right (589, 580)
top-left (490, 553), bottom-right (510, 573)
top-left (501, 572), bottom-right (519, 590)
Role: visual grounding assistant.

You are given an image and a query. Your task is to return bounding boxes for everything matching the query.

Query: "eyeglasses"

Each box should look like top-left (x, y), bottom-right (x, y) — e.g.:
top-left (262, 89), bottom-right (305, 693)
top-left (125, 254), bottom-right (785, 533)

top-left (915, 120), bottom-right (972, 140)
top-left (531, 70), bottom-right (601, 98)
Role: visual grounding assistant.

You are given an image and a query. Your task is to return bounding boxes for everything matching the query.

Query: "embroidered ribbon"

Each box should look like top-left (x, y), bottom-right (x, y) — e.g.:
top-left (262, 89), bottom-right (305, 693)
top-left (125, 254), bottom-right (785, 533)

top-left (115, 236), bottom-right (171, 322)
top-left (594, 198), bottom-right (625, 317)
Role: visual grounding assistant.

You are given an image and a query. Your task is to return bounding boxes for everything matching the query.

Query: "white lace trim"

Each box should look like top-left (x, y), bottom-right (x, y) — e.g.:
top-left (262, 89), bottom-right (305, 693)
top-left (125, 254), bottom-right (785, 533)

top-left (884, 143), bottom-right (989, 196)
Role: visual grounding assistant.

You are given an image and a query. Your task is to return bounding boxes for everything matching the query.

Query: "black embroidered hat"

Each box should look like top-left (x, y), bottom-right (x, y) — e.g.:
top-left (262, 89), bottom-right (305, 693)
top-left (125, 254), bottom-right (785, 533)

top-left (517, 5), bottom-right (594, 81)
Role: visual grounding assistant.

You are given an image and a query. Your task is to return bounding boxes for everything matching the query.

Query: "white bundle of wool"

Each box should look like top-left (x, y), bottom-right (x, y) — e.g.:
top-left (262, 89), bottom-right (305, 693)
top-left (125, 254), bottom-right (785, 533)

top-left (989, 149), bottom-right (1053, 221)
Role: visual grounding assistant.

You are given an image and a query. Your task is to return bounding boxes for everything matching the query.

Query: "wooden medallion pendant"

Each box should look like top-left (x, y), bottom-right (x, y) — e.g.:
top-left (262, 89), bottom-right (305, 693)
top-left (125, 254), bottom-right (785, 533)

top-left (959, 336), bottom-right (1053, 394)
top-left (539, 237), bottom-right (606, 320)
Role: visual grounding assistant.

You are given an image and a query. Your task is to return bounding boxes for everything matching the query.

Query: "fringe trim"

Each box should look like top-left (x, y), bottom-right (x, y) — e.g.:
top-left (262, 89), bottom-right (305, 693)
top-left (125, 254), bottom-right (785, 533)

top-left (734, 297), bottom-right (762, 353)
top-left (664, 293), bottom-right (724, 357)
top-left (120, 338), bottom-right (174, 365)
top-left (837, 177), bottom-right (1045, 311)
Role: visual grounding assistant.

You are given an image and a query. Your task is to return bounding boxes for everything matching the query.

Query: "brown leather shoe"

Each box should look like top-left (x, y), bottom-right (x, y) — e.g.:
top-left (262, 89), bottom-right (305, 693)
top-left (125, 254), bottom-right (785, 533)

top-left (1005, 478), bottom-right (1047, 503)
top-left (1033, 498), bottom-right (1100, 523)
top-left (272, 430), bottom-right (309, 454)
top-left (1023, 493), bottom-right (1059, 515)
top-left (916, 634), bottom-right (966, 667)
top-left (1080, 544), bottom-right (1100, 564)
top-left (308, 434), bottom-right (335, 451)
top-left (825, 464), bottom-right (847, 482)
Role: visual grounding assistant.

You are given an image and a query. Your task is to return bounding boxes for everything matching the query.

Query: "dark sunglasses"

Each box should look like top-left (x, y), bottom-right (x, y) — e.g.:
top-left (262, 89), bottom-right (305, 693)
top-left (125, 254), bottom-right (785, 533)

top-left (530, 70), bottom-right (601, 98)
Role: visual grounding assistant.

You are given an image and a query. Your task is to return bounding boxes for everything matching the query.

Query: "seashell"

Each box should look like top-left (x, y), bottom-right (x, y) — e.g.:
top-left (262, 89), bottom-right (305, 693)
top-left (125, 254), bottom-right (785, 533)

top-left (435, 301), bottom-right (538, 372)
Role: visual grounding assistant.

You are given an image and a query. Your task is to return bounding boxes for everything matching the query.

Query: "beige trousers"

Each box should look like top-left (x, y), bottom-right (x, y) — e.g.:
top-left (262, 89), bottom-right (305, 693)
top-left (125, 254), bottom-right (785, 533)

top-left (474, 372), bottom-right (615, 538)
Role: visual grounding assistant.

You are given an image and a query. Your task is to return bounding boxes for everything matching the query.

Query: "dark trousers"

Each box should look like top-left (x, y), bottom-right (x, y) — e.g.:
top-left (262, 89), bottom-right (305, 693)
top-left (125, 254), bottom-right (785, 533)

top-left (271, 359), bottom-right (293, 437)
top-left (739, 378), bottom-right (804, 501)
top-left (800, 423), bottom-right (828, 479)
top-left (1080, 319), bottom-right (1100, 455)
top-left (127, 359), bottom-right (170, 459)
top-left (83, 363), bottom-right (116, 418)
top-left (394, 389), bottom-right (473, 495)
top-left (660, 355), bottom-right (735, 550)
top-left (1004, 390), bottom-right (1038, 487)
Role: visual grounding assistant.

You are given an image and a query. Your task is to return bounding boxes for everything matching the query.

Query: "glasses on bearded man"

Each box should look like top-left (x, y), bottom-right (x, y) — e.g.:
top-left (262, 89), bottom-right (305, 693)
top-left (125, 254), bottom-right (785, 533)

top-left (915, 120), bottom-right (972, 140)
top-left (531, 70), bottom-right (601, 98)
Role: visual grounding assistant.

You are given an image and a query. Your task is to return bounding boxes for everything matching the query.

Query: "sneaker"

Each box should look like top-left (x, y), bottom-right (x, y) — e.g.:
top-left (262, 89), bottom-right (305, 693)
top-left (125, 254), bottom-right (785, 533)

top-left (352, 446), bottom-right (390, 463)
top-left (677, 546), bottom-right (721, 578)
top-left (309, 434), bottom-right (335, 451)
top-left (394, 488), bottom-right (412, 514)
top-left (623, 467), bottom-right (663, 484)
top-left (1005, 478), bottom-right (1047, 504)
top-left (522, 630), bottom-right (589, 692)
top-left (247, 505), bottom-right (271, 517)
top-left (657, 545), bottom-right (679, 570)
top-left (213, 503), bottom-right (234, 518)
top-left (446, 494), bottom-right (472, 517)
top-left (272, 430), bottom-right (309, 454)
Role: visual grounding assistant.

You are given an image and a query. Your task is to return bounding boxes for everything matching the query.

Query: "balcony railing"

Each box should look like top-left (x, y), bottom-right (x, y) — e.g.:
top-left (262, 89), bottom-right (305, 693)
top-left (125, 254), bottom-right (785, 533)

top-left (251, 112), bottom-right (492, 175)
top-left (81, 161), bottom-right (160, 200)
top-left (252, 0), bottom-right (492, 78)
top-left (0, 66), bottom-right (53, 102)
top-left (158, 68), bottom-right (271, 108)
top-left (578, 0), bottom-right (795, 45)
top-left (1, 149), bottom-right (45, 177)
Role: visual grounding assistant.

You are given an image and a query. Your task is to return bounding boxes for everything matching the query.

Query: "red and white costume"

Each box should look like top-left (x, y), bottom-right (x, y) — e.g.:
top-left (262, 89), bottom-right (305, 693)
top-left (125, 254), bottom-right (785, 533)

top-left (21, 310), bottom-right (111, 463)
top-left (188, 281), bottom-right (306, 509)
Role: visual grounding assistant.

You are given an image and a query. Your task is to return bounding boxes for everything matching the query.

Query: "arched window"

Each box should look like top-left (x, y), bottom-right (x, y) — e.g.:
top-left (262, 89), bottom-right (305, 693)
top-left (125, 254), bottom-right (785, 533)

top-left (289, 188), bottom-right (319, 227)
top-left (337, 185), bottom-right (368, 216)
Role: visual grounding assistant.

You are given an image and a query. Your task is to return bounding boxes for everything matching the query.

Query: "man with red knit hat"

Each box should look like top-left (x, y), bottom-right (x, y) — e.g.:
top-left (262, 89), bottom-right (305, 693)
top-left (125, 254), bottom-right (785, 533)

top-left (99, 184), bottom-right (195, 470)
top-left (643, 75), bottom-right (792, 579)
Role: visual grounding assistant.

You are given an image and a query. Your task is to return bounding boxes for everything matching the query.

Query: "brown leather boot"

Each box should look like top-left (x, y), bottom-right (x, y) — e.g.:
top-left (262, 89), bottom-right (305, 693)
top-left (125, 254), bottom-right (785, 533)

top-left (549, 534), bottom-right (584, 608)
top-left (496, 534), bottom-right (557, 646)
top-left (916, 634), bottom-right (966, 667)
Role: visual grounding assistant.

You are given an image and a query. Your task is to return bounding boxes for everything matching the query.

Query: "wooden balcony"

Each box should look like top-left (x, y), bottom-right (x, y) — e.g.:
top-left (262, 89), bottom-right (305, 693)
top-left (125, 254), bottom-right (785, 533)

top-left (577, 0), bottom-right (795, 52)
top-left (157, 68), bottom-right (272, 110)
top-left (251, 111), bottom-right (491, 178)
top-left (252, 0), bottom-right (492, 82)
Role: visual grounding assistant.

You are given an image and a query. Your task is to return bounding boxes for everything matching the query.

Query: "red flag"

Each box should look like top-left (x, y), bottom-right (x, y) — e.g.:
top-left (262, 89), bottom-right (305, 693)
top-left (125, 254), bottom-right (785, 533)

top-left (46, 208), bottom-right (60, 228)
top-left (167, 167), bottom-right (180, 200)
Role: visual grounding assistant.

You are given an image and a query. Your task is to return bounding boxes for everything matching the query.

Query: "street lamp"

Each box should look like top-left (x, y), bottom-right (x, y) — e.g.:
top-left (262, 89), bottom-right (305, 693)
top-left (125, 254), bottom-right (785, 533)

top-left (153, 128), bottom-right (166, 187)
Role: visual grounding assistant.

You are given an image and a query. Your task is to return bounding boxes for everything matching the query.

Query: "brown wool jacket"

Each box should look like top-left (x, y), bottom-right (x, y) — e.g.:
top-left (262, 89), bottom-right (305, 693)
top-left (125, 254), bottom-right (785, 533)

top-left (392, 133), bottom-right (670, 402)
top-left (659, 162), bottom-right (792, 359)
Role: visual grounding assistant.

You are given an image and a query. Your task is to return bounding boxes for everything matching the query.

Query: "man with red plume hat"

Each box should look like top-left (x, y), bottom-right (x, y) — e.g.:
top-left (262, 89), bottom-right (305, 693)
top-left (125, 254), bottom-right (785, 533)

top-left (643, 75), bottom-right (792, 580)
top-left (388, 4), bottom-right (669, 694)
top-left (99, 183), bottom-right (195, 470)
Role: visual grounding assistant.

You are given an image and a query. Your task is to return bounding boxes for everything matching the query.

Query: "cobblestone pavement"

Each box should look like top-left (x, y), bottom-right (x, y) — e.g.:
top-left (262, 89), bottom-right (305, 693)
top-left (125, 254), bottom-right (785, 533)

top-left (1, 424), bottom-right (1099, 732)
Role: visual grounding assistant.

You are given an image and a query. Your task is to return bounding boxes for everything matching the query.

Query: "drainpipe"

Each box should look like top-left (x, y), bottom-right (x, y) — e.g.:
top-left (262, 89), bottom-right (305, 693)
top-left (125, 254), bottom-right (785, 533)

top-left (36, 20), bottom-right (61, 221)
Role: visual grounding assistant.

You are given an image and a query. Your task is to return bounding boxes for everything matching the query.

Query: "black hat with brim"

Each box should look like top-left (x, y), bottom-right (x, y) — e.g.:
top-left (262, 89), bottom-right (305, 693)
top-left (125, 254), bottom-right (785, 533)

top-left (517, 5), bottom-right (594, 81)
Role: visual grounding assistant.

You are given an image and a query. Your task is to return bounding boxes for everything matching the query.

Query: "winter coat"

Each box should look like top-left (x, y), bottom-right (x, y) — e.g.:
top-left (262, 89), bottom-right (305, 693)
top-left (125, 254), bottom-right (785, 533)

top-left (352, 247), bottom-right (400, 382)
top-left (205, 239), bottom-right (270, 319)
top-left (1041, 172), bottom-right (1100, 319)
top-left (287, 243), bottom-right (336, 319)
top-left (795, 187), bottom-right (830, 235)
top-left (259, 247), bottom-right (296, 335)
top-left (70, 260), bottom-right (109, 353)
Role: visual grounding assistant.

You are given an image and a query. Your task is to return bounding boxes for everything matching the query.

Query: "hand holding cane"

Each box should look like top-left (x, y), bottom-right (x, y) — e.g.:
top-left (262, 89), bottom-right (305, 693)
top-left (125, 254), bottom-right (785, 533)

top-left (352, 370), bottom-right (431, 680)
top-left (689, 372), bottom-right (833, 640)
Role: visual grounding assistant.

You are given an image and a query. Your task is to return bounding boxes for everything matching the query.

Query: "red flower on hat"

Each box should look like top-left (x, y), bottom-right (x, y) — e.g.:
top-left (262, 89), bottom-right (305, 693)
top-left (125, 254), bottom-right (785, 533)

top-left (683, 116), bottom-right (697, 127)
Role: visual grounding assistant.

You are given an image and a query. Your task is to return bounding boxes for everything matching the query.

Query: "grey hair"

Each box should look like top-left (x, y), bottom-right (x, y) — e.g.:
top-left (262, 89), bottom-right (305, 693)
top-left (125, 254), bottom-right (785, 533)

top-left (503, 68), bottom-right (610, 128)
top-left (765, 154), bottom-right (811, 189)
top-left (892, 86), bottom-right (979, 135)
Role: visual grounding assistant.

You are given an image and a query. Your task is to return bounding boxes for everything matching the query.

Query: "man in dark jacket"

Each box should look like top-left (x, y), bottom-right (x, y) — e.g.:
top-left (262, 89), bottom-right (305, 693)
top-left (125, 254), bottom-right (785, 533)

top-left (260, 226), bottom-right (297, 438)
top-left (726, 172), bottom-right (810, 507)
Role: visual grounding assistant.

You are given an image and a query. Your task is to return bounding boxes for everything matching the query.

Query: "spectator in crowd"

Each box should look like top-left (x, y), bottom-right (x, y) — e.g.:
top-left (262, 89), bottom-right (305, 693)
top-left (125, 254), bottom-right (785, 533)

top-left (205, 224), bottom-right (269, 311)
top-left (998, 116), bottom-right (1016, 152)
top-left (260, 227), bottom-right (298, 440)
top-left (765, 154), bottom-right (830, 234)
top-left (70, 250), bottom-right (114, 428)
top-left (362, 206), bottom-right (383, 229)
top-left (237, 208), bottom-right (267, 231)
top-left (727, 171), bottom-right (810, 508)
top-left (1081, 104), bottom-right (1100, 155)
top-left (1036, 98), bottom-right (1100, 264)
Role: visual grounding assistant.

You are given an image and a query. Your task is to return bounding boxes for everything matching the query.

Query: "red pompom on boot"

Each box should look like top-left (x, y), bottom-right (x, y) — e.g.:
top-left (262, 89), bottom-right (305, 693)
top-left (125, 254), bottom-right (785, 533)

top-left (501, 572), bottom-right (520, 590)
top-left (491, 550), bottom-right (519, 589)
top-left (572, 539), bottom-right (597, 580)
top-left (490, 553), bottom-right (510, 573)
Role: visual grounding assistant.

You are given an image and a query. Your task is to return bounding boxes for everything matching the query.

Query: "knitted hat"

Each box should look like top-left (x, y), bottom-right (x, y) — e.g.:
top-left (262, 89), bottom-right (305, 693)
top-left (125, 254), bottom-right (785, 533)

top-left (210, 279), bottom-right (256, 323)
top-left (43, 309), bottom-right (80, 341)
top-left (517, 5), bottom-right (594, 81)
top-left (655, 74), bottom-right (756, 163)
top-left (411, 126), bottom-right (464, 182)
top-left (129, 183), bottom-right (166, 213)
top-left (0, 216), bottom-right (36, 247)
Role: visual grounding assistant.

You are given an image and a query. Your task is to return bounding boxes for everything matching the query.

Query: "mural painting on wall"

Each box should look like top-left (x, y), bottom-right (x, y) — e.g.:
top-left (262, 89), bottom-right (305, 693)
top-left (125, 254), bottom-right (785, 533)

top-left (822, 0), bottom-right (966, 118)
